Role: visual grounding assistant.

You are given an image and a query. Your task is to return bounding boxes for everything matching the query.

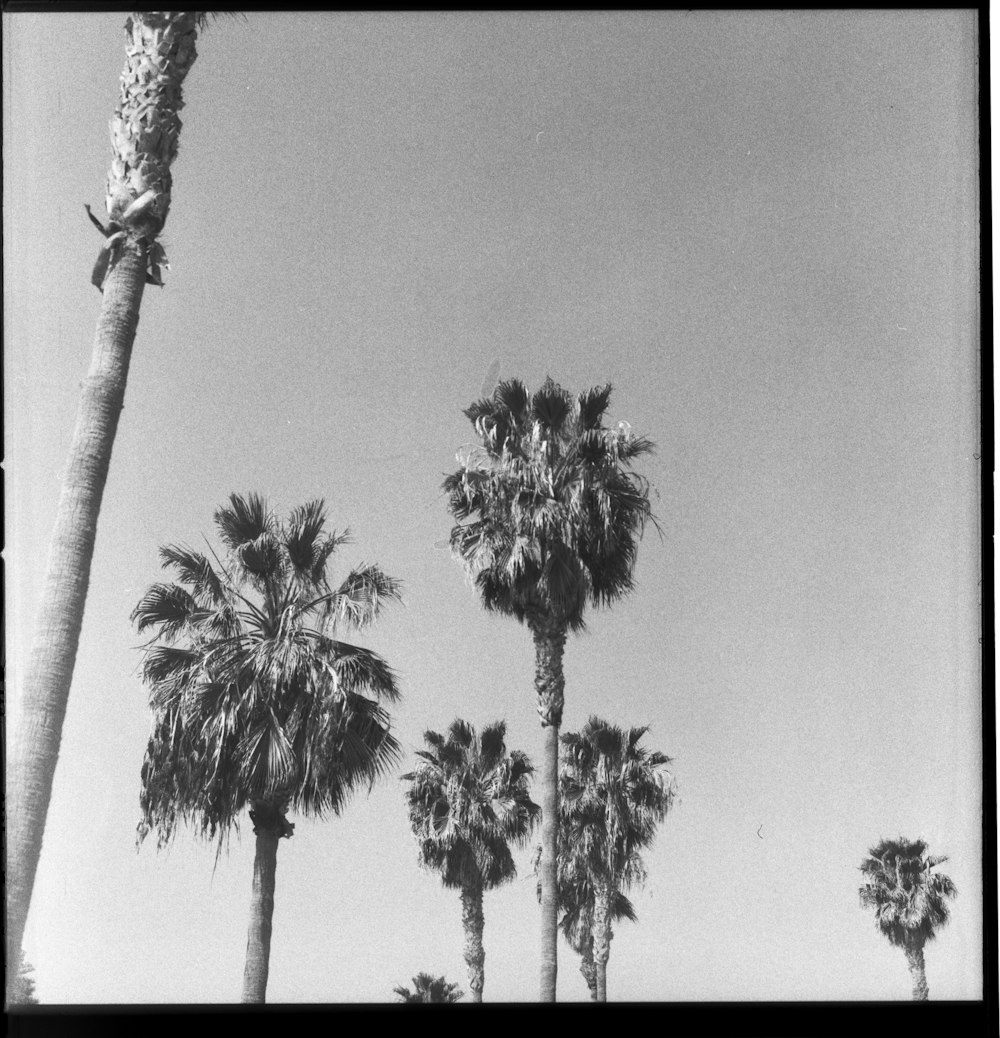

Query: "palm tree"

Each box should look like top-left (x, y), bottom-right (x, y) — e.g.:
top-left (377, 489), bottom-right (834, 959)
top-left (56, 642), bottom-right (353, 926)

top-left (443, 377), bottom-right (656, 1000)
top-left (560, 718), bottom-right (675, 1001)
top-left (858, 837), bottom-right (958, 1000)
top-left (555, 843), bottom-right (638, 1001)
top-left (393, 973), bottom-right (464, 1004)
top-left (132, 493), bottom-right (402, 1003)
top-left (402, 719), bottom-right (539, 1002)
top-left (8, 13), bottom-right (207, 983)
top-left (8, 952), bottom-right (39, 1007)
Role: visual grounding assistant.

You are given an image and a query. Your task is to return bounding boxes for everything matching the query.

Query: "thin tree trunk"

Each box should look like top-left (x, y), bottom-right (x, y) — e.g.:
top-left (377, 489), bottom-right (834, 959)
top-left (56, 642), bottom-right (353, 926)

top-left (904, 941), bottom-right (929, 1001)
top-left (593, 880), bottom-right (612, 1003)
top-left (242, 819), bottom-right (281, 1003)
top-left (532, 620), bottom-right (567, 1003)
top-left (580, 933), bottom-right (598, 1001)
top-left (461, 878), bottom-right (486, 1003)
top-left (7, 245), bottom-right (147, 982)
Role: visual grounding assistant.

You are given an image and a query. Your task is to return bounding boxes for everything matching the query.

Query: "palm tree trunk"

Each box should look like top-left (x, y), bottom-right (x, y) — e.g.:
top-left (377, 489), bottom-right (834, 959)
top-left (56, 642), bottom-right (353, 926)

top-left (904, 941), bottom-right (929, 1001)
top-left (580, 933), bottom-right (598, 1001)
top-left (532, 620), bottom-right (567, 1002)
top-left (7, 14), bottom-right (200, 994)
top-left (6, 244), bottom-right (148, 981)
top-left (461, 878), bottom-right (486, 1003)
top-left (593, 880), bottom-right (612, 1003)
top-left (242, 805), bottom-right (289, 1004)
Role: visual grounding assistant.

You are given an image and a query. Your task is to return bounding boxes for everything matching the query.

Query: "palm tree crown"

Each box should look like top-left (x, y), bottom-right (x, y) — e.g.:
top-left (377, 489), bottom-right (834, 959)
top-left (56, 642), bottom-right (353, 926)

top-left (858, 837), bottom-right (958, 948)
top-left (443, 376), bottom-right (657, 644)
top-left (393, 973), bottom-right (464, 1003)
top-left (561, 718), bottom-right (676, 882)
top-left (402, 719), bottom-right (539, 888)
top-left (132, 493), bottom-right (403, 848)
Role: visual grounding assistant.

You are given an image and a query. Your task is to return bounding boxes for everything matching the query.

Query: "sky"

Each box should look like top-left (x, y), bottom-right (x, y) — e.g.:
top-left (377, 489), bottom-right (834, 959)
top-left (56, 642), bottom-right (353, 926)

top-left (3, 10), bottom-right (982, 1004)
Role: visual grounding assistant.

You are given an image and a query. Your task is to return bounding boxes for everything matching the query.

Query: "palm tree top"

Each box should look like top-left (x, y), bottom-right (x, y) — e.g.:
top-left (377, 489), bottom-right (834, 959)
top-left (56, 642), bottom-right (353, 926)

top-left (560, 716), bottom-right (675, 879)
top-left (393, 972), bottom-right (464, 1003)
top-left (402, 717), bottom-right (540, 891)
top-left (133, 493), bottom-right (403, 849)
top-left (443, 376), bottom-right (659, 633)
top-left (858, 836), bottom-right (958, 948)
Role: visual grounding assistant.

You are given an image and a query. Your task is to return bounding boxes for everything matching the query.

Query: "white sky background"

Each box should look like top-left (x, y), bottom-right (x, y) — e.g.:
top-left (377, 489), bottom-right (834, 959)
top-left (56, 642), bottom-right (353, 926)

top-left (3, 11), bottom-right (982, 1003)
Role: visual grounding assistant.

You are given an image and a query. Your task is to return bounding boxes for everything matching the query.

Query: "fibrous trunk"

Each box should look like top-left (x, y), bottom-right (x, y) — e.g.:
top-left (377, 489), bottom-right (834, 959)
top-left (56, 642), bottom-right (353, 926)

top-left (593, 880), bottom-right (612, 1003)
top-left (241, 802), bottom-right (293, 1003)
top-left (461, 878), bottom-right (486, 1003)
top-left (904, 941), bottom-right (929, 1001)
top-left (580, 932), bottom-right (598, 1001)
top-left (6, 12), bottom-right (200, 995)
top-left (533, 620), bottom-right (567, 1003)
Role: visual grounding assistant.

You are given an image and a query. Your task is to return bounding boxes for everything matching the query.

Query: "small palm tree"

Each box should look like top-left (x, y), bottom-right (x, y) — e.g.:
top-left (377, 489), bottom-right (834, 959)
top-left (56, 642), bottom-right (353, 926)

top-left (8, 952), bottom-right (38, 1006)
top-left (402, 719), bottom-right (539, 1002)
top-left (858, 837), bottom-right (958, 1000)
top-left (132, 494), bottom-right (402, 1003)
top-left (444, 378), bottom-right (657, 1001)
top-left (560, 717), bottom-right (675, 1001)
top-left (393, 973), bottom-right (464, 1003)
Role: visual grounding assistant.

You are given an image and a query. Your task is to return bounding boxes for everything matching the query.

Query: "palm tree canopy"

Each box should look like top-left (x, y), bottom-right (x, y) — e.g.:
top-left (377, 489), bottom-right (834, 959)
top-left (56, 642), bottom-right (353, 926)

top-left (133, 493), bottom-right (403, 848)
top-left (443, 377), bottom-right (658, 633)
top-left (560, 717), bottom-right (675, 885)
top-left (402, 718), bottom-right (540, 890)
top-left (393, 973), bottom-right (464, 1003)
top-left (858, 837), bottom-right (958, 947)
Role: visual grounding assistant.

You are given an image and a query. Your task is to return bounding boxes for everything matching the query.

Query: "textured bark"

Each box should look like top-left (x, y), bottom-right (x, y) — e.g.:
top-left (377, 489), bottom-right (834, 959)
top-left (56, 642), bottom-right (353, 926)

top-left (461, 879), bottom-right (486, 1003)
top-left (580, 933), bottom-right (598, 1001)
top-left (593, 880), bottom-right (612, 1003)
top-left (242, 803), bottom-right (293, 1004)
top-left (106, 13), bottom-right (199, 231)
top-left (904, 941), bottom-right (929, 1001)
top-left (533, 620), bottom-right (566, 1002)
top-left (6, 245), bottom-right (147, 981)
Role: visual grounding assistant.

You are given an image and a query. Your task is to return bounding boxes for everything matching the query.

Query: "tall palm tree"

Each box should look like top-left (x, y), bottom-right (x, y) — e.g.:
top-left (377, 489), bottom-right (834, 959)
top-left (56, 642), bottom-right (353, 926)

top-left (8, 12), bottom-right (207, 983)
top-left (132, 493), bottom-right (402, 1003)
top-left (560, 717), bottom-right (675, 1001)
top-left (443, 377), bottom-right (656, 1001)
top-left (393, 973), bottom-right (464, 1004)
top-left (858, 837), bottom-right (958, 1000)
top-left (402, 719), bottom-right (539, 1002)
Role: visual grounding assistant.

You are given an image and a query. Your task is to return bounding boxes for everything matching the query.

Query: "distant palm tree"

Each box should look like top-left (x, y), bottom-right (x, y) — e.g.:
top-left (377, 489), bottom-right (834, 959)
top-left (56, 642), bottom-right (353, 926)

top-left (132, 494), bottom-right (402, 1003)
top-left (393, 973), bottom-right (464, 1003)
top-left (858, 837), bottom-right (958, 1000)
top-left (8, 952), bottom-right (38, 1006)
top-left (8, 13), bottom-right (207, 986)
top-left (402, 719), bottom-right (539, 1002)
top-left (444, 378), bottom-right (656, 1001)
top-left (561, 718), bottom-right (675, 1001)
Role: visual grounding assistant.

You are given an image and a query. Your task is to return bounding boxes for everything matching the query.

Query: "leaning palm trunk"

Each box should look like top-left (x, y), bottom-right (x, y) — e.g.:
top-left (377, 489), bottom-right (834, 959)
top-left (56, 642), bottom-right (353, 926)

top-left (533, 620), bottom-right (567, 1002)
top-left (904, 941), bottom-right (929, 1001)
top-left (6, 12), bottom-right (200, 989)
top-left (461, 879), bottom-right (486, 1002)
top-left (242, 802), bottom-right (293, 1003)
top-left (592, 881), bottom-right (612, 1002)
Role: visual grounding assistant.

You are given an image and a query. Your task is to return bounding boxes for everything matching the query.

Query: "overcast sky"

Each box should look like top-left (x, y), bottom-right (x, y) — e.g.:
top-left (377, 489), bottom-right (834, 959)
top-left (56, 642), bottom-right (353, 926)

top-left (3, 10), bottom-right (981, 1003)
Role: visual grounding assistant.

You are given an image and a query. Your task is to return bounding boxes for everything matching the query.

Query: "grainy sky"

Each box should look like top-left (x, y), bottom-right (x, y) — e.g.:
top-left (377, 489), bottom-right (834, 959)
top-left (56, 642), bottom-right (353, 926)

top-left (3, 10), bottom-right (981, 1003)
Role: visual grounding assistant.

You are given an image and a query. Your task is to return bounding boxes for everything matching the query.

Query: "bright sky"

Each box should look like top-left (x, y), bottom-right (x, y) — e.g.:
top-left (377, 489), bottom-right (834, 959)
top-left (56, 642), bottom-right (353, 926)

top-left (3, 11), bottom-right (981, 1003)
